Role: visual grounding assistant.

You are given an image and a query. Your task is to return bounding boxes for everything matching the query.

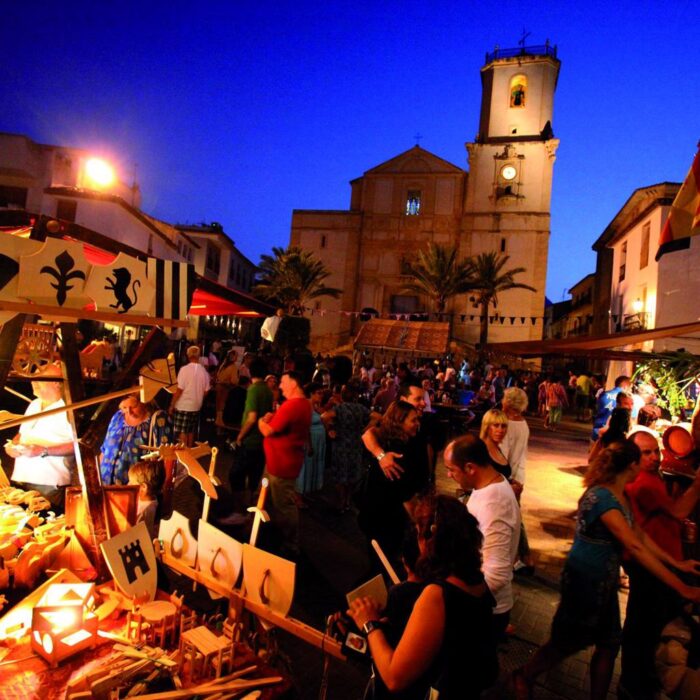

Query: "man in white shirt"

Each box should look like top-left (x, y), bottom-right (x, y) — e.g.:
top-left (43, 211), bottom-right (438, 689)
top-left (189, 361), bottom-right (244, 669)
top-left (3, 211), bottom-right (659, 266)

top-left (169, 345), bottom-right (211, 446)
top-left (444, 433), bottom-right (521, 642)
top-left (4, 363), bottom-right (75, 511)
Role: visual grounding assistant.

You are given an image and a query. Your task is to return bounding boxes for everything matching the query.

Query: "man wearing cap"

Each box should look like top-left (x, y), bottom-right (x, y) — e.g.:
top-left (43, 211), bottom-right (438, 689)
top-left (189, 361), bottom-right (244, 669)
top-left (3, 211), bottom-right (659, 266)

top-left (169, 345), bottom-right (211, 446)
top-left (4, 364), bottom-right (75, 511)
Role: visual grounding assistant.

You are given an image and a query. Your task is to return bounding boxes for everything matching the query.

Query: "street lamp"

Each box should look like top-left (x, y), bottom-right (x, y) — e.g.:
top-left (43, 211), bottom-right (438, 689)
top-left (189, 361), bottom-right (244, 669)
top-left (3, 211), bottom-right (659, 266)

top-left (83, 157), bottom-right (115, 188)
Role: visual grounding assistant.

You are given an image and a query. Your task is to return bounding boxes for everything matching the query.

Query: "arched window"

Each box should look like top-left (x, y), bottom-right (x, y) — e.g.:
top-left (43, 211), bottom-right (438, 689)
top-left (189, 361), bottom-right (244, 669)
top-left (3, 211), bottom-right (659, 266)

top-left (509, 75), bottom-right (527, 108)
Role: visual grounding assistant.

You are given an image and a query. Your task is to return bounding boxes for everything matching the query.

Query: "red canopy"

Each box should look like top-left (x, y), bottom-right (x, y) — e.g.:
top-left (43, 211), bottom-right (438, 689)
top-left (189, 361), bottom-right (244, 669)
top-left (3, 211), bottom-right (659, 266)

top-left (188, 287), bottom-right (264, 317)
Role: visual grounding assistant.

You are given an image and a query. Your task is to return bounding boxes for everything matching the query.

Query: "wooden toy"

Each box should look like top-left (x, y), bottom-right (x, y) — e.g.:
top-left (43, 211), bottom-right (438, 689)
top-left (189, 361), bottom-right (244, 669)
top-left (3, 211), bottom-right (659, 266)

top-left (30, 582), bottom-right (98, 667)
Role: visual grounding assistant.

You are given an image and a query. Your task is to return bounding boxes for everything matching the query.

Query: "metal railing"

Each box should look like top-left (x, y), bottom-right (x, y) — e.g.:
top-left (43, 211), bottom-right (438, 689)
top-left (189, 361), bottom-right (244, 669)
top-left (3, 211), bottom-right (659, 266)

top-left (485, 43), bottom-right (557, 63)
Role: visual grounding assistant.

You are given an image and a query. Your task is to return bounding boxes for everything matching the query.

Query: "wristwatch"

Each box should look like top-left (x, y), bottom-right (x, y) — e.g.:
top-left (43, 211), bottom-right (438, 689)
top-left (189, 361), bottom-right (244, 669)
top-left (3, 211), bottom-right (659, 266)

top-left (41, 447), bottom-right (49, 458)
top-left (375, 451), bottom-right (386, 462)
top-left (362, 620), bottom-right (383, 636)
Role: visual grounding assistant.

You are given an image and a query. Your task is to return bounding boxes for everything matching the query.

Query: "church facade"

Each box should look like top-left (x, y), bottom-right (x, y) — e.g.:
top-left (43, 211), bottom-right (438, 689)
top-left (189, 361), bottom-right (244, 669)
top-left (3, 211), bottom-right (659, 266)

top-left (290, 44), bottom-right (560, 352)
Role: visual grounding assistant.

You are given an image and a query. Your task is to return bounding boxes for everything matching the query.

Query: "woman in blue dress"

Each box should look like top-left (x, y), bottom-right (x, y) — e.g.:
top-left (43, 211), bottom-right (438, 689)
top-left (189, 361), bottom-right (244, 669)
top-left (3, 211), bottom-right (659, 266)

top-left (294, 383), bottom-right (327, 507)
top-left (514, 439), bottom-right (700, 700)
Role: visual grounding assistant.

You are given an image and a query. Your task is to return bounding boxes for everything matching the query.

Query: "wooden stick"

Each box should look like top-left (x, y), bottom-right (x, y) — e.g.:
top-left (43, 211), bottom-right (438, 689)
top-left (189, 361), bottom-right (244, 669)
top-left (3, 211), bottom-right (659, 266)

top-left (202, 447), bottom-right (218, 523)
top-left (0, 298), bottom-right (189, 327)
top-left (371, 539), bottom-right (400, 584)
top-left (0, 385), bottom-right (141, 431)
top-left (130, 676), bottom-right (283, 700)
top-left (2, 386), bottom-right (32, 403)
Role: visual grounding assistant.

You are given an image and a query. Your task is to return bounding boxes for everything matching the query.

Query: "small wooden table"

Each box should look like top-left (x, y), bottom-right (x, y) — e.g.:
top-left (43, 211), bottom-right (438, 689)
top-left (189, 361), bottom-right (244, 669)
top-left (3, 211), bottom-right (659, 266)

top-left (180, 624), bottom-right (231, 679)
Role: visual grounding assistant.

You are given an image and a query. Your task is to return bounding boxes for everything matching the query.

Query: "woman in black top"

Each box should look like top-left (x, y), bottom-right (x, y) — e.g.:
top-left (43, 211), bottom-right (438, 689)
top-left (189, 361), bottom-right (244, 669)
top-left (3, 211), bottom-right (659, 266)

top-left (349, 495), bottom-right (498, 699)
top-left (357, 401), bottom-right (422, 563)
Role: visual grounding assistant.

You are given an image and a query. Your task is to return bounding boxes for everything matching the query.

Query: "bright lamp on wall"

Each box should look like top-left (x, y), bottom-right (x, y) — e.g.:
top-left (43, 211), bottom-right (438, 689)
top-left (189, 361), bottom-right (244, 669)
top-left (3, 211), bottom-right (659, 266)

top-left (632, 298), bottom-right (644, 314)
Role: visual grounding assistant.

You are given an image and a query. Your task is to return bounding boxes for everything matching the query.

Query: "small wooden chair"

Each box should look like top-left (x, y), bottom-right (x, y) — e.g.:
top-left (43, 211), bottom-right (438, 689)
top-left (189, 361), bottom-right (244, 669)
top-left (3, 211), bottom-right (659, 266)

top-left (178, 611), bottom-right (202, 680)
top-left (126, 605), bottom-right (150, 643)
top-left (210, 618), bottom-right (240, 677)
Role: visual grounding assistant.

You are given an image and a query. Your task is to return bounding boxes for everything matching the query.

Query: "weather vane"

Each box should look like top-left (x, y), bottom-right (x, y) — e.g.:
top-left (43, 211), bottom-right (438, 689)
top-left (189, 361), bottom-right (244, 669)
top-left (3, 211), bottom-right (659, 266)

top-left (414, 132), bottom-right (423, 146)
top-left (518, 28), bottom-right (531, 48)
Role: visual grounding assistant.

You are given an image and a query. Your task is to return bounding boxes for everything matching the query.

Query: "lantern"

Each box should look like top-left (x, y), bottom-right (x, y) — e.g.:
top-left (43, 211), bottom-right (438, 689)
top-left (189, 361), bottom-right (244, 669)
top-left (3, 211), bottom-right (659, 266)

top-left (31, 583), bottom-right (98, 666)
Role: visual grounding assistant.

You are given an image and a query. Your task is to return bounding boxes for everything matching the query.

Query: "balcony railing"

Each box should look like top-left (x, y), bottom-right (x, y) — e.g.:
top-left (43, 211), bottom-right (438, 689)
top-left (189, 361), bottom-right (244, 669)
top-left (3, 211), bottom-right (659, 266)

top-left (485, 43), bottom-right (557, 64)
top-left (622, 312), bottom-right (649, 331)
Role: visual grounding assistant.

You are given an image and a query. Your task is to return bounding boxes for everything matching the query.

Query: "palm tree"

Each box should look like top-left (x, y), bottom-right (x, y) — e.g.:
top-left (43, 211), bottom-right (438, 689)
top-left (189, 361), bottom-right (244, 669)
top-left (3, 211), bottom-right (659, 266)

top-left (253, 246), bottom-right (341, 315)
top-left (401, 243), bottom-right (474, 315)
top-left (468, 252), bottom-right (536, 347)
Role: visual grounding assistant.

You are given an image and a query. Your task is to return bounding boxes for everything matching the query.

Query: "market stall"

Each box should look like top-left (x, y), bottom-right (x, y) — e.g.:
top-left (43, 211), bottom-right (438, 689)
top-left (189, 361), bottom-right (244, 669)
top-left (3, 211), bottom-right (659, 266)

top-left (0, 230), bottom-right (344, 697)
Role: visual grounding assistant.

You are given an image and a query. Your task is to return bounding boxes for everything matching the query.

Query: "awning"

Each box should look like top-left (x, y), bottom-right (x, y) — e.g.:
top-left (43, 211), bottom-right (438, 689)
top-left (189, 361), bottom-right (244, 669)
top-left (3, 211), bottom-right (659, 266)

top-left (488, 320), bottom-right (700, 358)
top-left (355, 319), bottom-right (449, 355)
top-left (189, 277), bottom-right (273, 318)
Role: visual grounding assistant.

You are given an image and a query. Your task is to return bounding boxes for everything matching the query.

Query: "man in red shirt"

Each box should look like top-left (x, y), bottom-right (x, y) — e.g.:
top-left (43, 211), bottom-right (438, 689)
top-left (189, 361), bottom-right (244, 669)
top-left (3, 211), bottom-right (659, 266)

top-left (258, 370), bottom-right (311, 558)
top-left (621, 430), bottom-right (700, 699)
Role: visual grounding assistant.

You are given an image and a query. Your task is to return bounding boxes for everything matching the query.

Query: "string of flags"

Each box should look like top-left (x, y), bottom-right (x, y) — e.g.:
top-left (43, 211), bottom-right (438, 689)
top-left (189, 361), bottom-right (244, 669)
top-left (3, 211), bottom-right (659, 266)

top-left (303, 308), bottom-right (609, 325)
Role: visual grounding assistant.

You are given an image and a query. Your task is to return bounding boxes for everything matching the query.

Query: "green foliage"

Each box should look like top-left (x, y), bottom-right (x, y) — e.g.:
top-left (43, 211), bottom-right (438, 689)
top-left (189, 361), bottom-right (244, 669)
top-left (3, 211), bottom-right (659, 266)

top-left (401, 243), bottom-right (474, 313)
top-left (273, 315), bottom-right (311, 356)
top-left (254, 246), bottom-right (342, 315)
top-left (633, 350), bottom-right (700, 417)
top-left (468, 252), bottom-right (536, 347)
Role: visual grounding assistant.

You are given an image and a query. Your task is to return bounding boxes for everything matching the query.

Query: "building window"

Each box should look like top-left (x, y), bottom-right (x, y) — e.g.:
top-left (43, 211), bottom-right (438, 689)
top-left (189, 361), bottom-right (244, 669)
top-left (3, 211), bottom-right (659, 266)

top-left (56, 199), bottom-right (77, 222)
top-left (206, 243), bottom-right (220, 275)
top-left (390, 295), bottom-right (419, 314)
top-left (320, 234), bottom-right (327, 248)
top-left (640, 222), bottom-right (650, 270)
top-left (0, 185), bottom-right (28, 208)
top-left (405, 190), bottom-right (421, 216)
top-left (509, 75), bottom-right (527, 108)
top-left (619, 241), bottom-right (627, 282)
top-left (500, 237), bottom-right (506, 252)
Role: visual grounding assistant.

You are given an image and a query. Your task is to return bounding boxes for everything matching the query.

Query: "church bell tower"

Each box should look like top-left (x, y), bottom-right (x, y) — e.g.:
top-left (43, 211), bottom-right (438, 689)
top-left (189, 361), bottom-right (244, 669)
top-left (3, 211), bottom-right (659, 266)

top-left (461, 42), bottom-right (561, 343)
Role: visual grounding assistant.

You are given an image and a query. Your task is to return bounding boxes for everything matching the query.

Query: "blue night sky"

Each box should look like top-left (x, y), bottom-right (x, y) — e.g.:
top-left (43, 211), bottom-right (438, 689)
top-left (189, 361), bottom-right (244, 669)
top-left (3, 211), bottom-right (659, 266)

top-left (2, 1), bottom-right (698, 302)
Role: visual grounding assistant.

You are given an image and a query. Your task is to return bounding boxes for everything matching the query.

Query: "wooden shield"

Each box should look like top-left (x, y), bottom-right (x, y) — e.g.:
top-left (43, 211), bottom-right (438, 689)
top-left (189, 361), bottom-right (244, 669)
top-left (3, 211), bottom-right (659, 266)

top-left (197, 520), bottom-right (243, 594)
top-left (242, 544), bottom-right (295, 617)
top-left (18, 238), bottom-right (90, 308)
top-left (158, 510), bottom-right (198, 567)
top-left (101, 521), bottom-right (157, 602)
top-left (84, 253), bottom-right (154, 315)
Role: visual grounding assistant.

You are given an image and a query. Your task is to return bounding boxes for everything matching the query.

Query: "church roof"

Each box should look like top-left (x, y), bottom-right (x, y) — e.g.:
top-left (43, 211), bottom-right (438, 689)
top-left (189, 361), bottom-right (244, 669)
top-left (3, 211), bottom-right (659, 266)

top-left (354, 145), bottom-right (465, 181)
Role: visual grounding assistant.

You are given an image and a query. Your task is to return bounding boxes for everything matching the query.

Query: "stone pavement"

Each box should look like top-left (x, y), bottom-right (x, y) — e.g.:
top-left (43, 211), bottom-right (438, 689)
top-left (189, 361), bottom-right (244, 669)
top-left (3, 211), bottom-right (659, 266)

top-left (179, 413), bottom-right (631, 699)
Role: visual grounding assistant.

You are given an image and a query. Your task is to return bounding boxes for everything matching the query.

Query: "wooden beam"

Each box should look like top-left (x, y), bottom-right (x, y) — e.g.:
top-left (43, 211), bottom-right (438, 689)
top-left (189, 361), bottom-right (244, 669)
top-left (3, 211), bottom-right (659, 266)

top-left (0, 299), bottom-right (189, 328)
top-left (60, 322), bottom-right (111, 579)
top-left (161, 552), bottom-right (345, 660)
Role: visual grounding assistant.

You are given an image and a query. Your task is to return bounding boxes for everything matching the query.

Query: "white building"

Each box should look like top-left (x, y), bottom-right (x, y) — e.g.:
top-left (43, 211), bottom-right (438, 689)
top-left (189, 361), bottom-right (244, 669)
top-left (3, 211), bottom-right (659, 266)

top-left (589, 181), bottom-right (700, 376)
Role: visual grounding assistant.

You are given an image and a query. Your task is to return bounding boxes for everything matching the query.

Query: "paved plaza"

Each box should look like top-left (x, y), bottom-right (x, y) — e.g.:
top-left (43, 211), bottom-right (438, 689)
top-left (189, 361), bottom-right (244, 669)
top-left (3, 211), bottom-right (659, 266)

top-left (179, 412), bottom-right (631, 699)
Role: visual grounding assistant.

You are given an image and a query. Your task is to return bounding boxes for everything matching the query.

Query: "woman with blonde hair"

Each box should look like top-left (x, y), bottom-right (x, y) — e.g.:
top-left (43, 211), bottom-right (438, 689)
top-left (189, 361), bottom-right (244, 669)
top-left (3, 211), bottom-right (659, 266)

top-left (480, 408), bottom-right (511, 479)
top-left (502, 387), bottom-right (534, 574)
top-left (514, 439), bottom-right (700, 700)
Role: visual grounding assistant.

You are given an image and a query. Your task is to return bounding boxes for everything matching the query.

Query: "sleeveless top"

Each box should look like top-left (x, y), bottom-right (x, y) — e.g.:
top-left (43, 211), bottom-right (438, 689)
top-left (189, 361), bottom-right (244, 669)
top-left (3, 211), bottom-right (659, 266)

top-left (488, 452), bottom-right (512, 481)
top-left (427, 580), bottom-right (498, 699)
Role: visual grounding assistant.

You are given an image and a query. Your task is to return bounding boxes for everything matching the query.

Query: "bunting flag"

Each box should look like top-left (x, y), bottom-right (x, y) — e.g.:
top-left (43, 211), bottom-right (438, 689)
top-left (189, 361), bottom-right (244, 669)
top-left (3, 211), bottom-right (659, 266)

top-left (520, 317), bottom-right (526, 324)
top-left (147, 258), bottom-right (196, 320)
top-left (656, 147), bottom-right (700, 260)
top-left (509, 317), bottom-right (515, 324)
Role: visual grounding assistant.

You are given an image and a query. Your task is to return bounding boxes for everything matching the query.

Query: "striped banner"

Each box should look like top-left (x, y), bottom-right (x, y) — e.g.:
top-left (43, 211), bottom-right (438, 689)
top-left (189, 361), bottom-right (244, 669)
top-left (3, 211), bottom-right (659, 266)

top-left (147, 258), bottom-right (196, 320)
top-left (656, 147), bottom-right (700, 260)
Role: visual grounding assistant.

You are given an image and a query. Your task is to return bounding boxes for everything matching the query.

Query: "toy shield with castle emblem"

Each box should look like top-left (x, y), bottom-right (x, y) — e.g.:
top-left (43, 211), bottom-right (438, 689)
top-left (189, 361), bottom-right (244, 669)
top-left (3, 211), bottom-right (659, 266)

top-left (100, 521), bottom-right (157, 602)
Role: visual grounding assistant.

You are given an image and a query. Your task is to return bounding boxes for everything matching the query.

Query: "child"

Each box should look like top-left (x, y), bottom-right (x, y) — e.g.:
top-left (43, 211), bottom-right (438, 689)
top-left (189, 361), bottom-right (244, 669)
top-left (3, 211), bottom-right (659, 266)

top-left (128, 459), bottom-right (165, 540)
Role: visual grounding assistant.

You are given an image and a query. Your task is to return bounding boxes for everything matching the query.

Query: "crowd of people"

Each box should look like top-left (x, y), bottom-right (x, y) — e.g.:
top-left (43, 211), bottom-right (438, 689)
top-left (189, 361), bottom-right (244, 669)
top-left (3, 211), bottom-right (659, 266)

top-left (5, 342), bottom-right (700, 698)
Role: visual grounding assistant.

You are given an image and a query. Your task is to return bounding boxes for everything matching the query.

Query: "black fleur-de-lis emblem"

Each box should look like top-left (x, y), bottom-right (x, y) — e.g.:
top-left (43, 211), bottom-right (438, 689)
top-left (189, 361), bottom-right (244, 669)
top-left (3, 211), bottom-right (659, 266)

top-left (40, 250), bottom-right (86, 306)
